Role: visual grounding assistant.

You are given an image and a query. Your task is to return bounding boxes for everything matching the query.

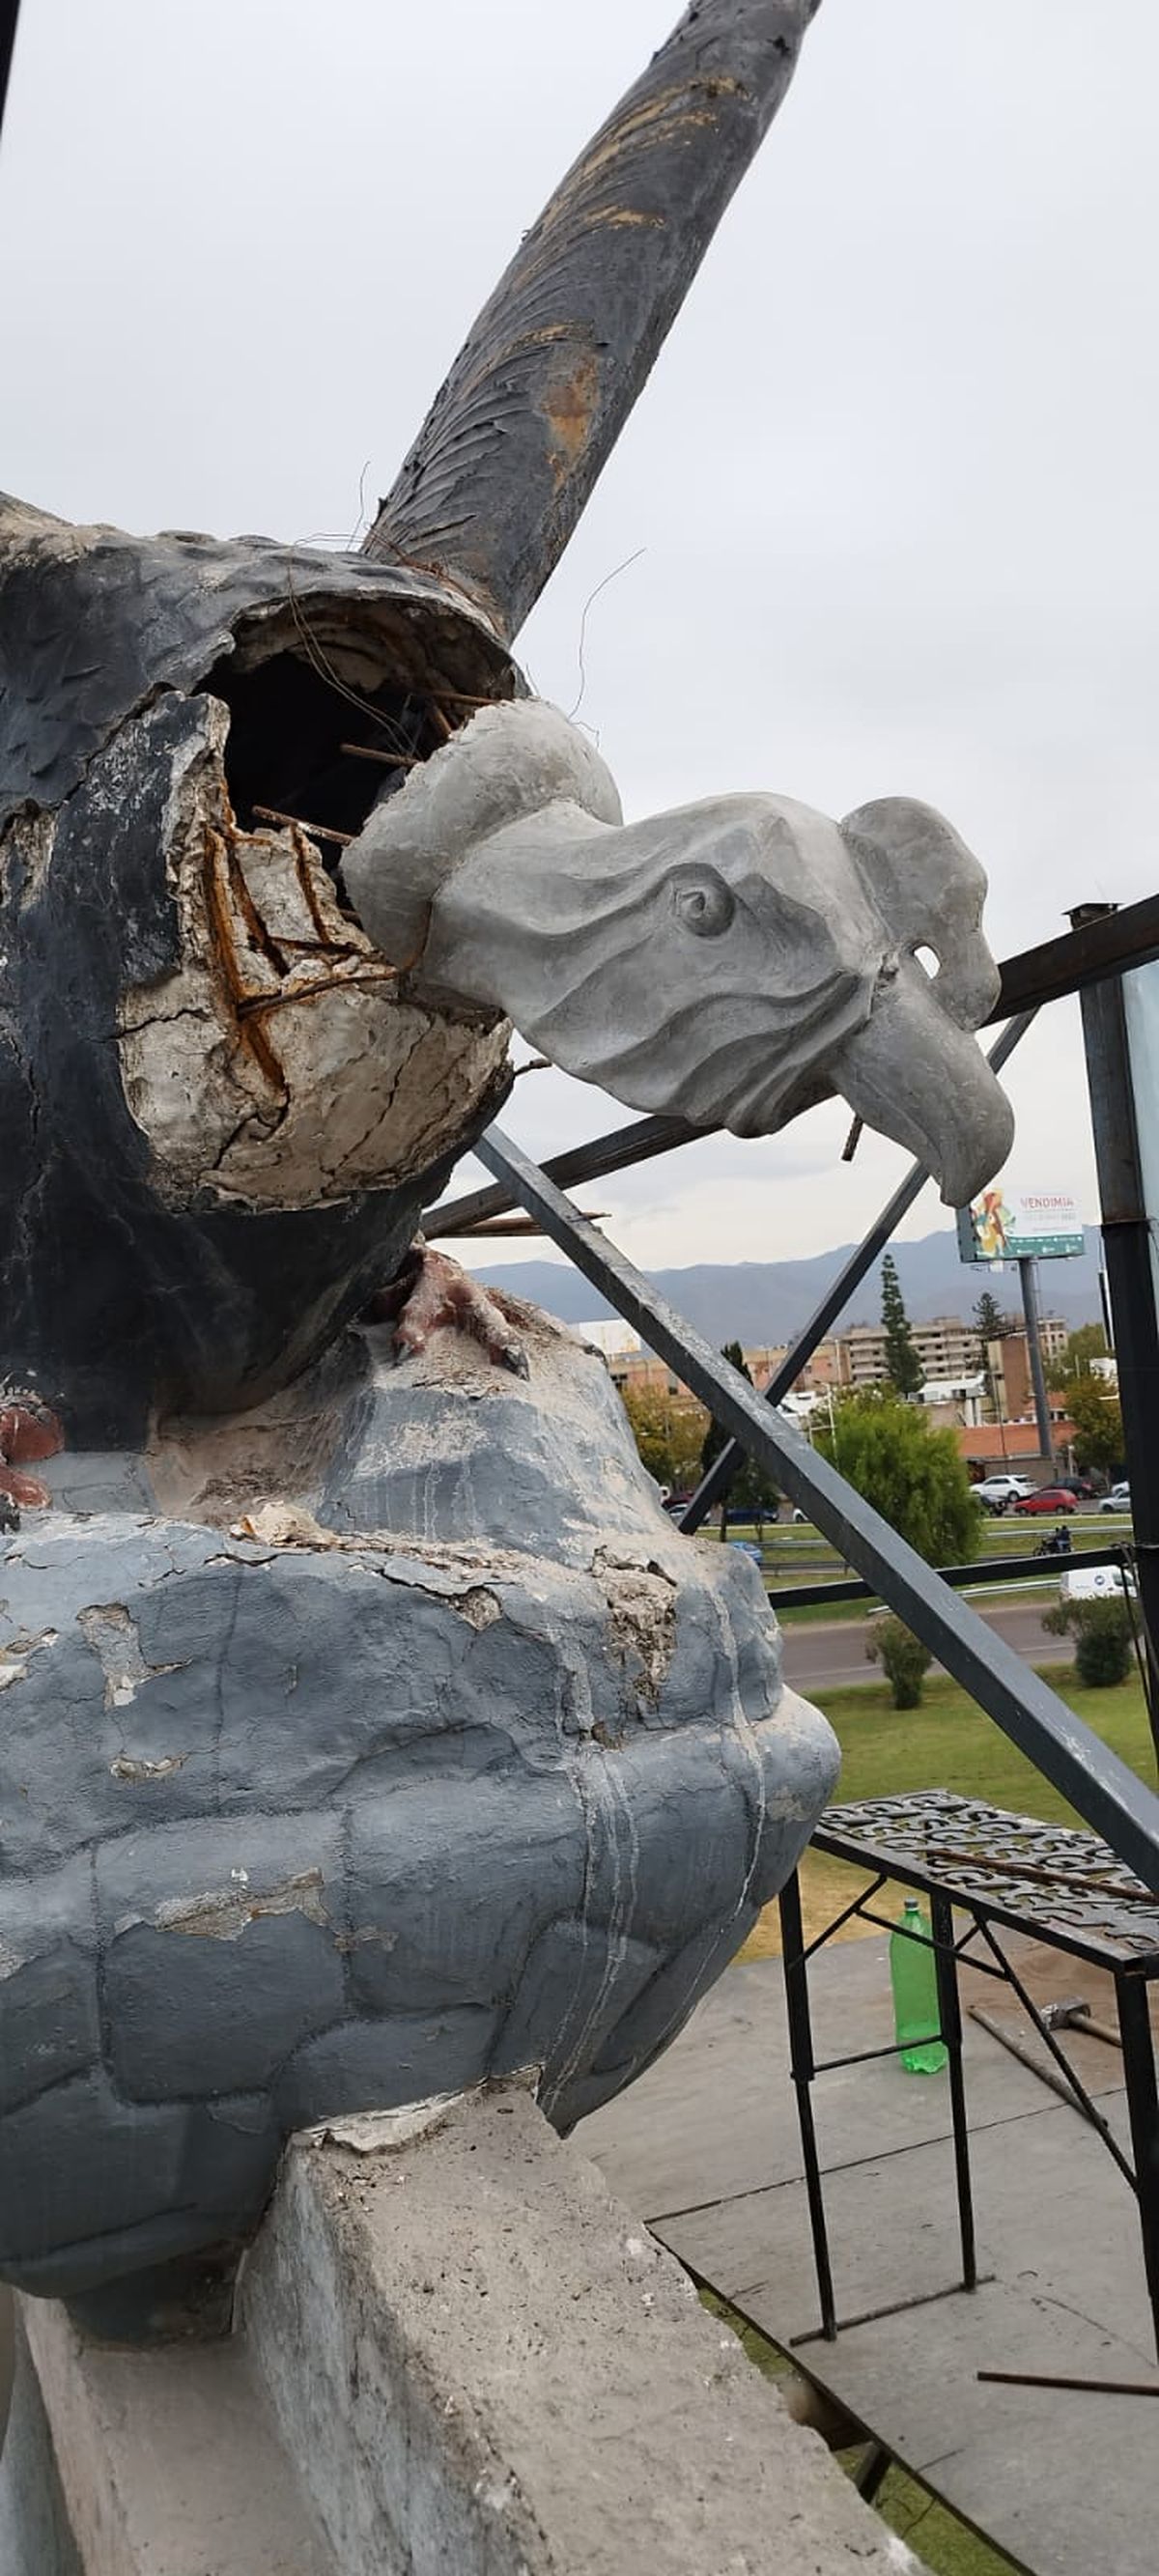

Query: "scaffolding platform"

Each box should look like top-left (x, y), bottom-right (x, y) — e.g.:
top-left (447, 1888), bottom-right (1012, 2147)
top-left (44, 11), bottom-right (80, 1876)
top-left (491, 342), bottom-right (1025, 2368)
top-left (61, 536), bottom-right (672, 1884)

top-left (580, 1934), bottom-right (1159, 2576)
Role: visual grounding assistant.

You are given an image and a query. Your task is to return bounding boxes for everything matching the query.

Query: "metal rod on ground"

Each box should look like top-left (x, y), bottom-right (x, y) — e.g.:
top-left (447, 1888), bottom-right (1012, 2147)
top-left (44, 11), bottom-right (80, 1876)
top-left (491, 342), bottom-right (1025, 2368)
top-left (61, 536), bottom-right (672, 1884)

top-left (977, 2369), bottom-right (1159, 2397)
top-left (974, 1918), bottom-right (1136, 2184)
top-left (1018, 1255), bottom-right (1055, 1466)
top-left (679, 1010), bottom-right (1037, 1536)
top-left (969, 2008), bottom-right (1095, 2117)
top-left (474, 1120), bottom-right (1159, 1886)
top-left (1075, 913), bottom-right (1159, 1768)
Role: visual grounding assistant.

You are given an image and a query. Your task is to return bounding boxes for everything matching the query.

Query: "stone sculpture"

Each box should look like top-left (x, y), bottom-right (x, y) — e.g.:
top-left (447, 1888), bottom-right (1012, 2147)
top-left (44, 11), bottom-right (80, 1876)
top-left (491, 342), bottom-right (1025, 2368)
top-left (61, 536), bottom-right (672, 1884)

top-left (0, 0), bottom-right (1013, 2330)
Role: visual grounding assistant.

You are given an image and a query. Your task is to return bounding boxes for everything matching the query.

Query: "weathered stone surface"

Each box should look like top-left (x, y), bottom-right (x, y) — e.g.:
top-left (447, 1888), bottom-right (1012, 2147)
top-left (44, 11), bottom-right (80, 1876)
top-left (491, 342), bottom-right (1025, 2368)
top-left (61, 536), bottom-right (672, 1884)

top-left (239, 2082), bottom-right (923, 2576)
top-left (0, 499), bottom-right (519, 1451)
top-left (0, 1858), bottom-right (99, 2116)
top-left (0, 2082), bottom-right (923, 2576)
top-left (346, 695), bottom-right (1014, 1207)
top-left (0, 1313), bottom-right (837, 2305)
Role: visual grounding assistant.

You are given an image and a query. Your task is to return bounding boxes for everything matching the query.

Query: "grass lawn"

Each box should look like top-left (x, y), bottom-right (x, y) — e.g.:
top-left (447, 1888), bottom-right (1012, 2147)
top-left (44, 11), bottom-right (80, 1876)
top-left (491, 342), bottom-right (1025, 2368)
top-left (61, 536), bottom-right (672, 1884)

top-left (742, 1664), bottom-right (1156, 1953)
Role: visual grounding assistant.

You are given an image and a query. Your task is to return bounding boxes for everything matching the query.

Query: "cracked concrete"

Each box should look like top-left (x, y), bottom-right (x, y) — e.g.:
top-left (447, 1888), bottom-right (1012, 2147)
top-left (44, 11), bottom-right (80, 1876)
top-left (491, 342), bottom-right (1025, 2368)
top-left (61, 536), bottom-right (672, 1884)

top-left (0, 1309), bottom-right (836, 2317)
top-left (117, 697), bottom-right (511, 1212)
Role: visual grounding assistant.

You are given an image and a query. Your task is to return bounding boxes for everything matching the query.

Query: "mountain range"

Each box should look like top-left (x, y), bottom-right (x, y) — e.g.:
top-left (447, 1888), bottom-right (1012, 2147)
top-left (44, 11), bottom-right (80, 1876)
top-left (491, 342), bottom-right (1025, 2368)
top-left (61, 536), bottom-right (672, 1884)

top-left (465, 1226), bottom-right (1106, 1348)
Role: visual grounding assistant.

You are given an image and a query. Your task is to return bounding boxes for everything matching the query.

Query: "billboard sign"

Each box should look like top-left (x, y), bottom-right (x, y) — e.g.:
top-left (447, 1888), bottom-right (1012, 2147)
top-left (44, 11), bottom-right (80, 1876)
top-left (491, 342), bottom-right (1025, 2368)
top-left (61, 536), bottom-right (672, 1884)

top-left (956, 1183), bottom-right (1085, 1265)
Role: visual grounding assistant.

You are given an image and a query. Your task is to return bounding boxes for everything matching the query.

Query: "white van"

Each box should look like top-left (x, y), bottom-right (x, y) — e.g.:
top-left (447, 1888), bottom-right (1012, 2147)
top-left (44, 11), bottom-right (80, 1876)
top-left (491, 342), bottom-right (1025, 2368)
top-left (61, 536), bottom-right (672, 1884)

top-left (1060, 1563), bottom-right (1135, 1603)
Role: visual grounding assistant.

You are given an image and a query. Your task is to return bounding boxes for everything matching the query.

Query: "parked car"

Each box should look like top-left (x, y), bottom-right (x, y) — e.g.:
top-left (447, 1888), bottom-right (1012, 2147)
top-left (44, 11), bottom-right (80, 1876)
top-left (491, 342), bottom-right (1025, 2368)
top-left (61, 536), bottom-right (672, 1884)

top-left (728, 1540), bottom-right (763, 1565)
top-left (1098, 1483), bottom-right (1132, 1514)
top-left (1055, 1474), bottom-right (1097, 1500)
top-left (970, 1474), bottom-right (1034, 1514)
top-left (1014, 1486), bottom-right (1078, 1514)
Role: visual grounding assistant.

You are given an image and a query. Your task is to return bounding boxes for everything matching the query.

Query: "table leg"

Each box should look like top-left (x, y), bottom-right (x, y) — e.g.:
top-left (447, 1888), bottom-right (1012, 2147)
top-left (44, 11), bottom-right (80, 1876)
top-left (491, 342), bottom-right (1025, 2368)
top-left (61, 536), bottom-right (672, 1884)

top-left (1116, 1971), bottom-right (1159, 2363)
top-left (778, 1869), bottom-right (837, 2339)
top-left (930, 1889), bottom-right (976, 2291)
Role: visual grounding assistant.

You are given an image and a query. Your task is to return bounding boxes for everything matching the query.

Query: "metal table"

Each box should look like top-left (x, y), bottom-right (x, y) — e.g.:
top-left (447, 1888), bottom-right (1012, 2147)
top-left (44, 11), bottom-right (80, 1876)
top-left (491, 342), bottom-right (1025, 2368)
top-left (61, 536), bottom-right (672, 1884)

top-left (778, 1791), bottom-right (1159, 2369)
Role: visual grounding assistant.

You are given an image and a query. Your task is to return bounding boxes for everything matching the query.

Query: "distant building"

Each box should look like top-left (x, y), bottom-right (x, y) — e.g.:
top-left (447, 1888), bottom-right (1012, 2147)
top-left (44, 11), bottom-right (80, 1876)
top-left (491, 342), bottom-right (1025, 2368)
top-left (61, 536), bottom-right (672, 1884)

top-left (577, 1320), bottom-right (640, 1364)
top-left (984, 1328), bottom-right (1067, 1426)
top-left (919, 1373), bottom-right (986, 1429)
top-left (842, 1315), bottom-right (983, 1387)
top-left (598, 1308), bottom-right (1076, 1432)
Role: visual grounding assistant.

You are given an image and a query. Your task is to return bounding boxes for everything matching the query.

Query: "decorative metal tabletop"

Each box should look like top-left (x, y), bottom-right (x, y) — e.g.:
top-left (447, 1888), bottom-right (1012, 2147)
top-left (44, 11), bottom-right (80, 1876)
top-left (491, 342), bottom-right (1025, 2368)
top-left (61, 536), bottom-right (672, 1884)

top-left (814, 1792), bottom-right (1159, 1967)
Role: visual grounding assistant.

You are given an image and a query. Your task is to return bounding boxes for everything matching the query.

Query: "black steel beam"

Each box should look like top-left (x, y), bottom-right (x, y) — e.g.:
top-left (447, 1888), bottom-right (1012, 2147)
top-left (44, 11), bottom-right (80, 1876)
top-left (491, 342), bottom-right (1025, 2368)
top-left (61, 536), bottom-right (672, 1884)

top-left (476, 1123), bottom-right (1159, 1885)
top-left (1077, 923), bottom-right (1159, 1769)
top-left (991, 891), bottom-right (1159, 1025)
top-left (0, 2), bottom-right (20, 147)
top-left (679, 1010), bottom-right (1035, 1533)
top-left (767, 1546), bottom-right (1128, 1612)
top-left (426, 1113), bottom-right (693, 1240)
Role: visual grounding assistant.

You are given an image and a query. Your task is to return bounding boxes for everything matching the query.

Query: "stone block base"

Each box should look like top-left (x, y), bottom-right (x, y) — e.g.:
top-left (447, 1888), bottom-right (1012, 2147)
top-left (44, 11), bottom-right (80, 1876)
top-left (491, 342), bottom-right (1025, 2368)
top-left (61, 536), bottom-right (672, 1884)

top-left (0, 2079), bottom-right (923, 2574)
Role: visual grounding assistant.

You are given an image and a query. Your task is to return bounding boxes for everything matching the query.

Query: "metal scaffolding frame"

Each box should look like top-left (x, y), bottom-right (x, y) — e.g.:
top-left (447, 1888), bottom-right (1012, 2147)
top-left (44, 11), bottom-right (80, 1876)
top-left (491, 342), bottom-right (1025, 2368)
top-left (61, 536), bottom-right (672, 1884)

top-left (443, 892), bottom-right (1159, 1892)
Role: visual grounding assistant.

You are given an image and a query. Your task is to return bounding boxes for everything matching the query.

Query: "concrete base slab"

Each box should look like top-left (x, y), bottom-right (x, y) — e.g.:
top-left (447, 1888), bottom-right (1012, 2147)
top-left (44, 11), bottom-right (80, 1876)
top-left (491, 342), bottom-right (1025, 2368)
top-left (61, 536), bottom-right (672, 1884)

top-left (3, 2296), bottom-right (335, 2576)
top-left (580, 1942), bottom-right (1159, 2576)
top-left (0, 2077), bottom-right (923, 2574)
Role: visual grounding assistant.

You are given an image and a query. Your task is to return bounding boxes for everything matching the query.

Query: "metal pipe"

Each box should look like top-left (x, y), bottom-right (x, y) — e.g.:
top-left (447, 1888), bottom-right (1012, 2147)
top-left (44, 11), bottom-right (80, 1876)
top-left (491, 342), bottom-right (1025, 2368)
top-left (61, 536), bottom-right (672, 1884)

top-left (1116, 1972), bottom-right (1159, 2361)
top-left (1075, 920), bottom-right (1159, 1766)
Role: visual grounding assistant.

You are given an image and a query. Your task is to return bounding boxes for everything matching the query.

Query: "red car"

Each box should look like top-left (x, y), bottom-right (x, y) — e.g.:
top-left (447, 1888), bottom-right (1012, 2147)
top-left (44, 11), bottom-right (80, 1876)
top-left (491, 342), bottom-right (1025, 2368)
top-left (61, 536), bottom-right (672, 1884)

top-left (1014, 1486), bottom-right (1078, 1514)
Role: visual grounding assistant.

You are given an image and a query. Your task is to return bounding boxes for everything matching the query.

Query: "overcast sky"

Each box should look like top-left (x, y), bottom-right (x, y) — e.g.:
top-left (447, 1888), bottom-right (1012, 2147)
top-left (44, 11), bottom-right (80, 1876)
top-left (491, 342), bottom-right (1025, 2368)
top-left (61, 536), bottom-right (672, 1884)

top-left (3, 0), bottom-right (1155, 1276)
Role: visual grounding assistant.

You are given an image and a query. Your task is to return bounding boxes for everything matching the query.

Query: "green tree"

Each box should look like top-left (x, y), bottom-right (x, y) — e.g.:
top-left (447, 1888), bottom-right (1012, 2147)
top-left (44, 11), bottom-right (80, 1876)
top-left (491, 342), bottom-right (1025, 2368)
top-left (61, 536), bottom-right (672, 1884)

top-left (1042, 1595), bottom-right (1132, 1687)
top-left (865, 1615), bottom-right (932, 1709)
top-left (620, 1382), bottom-right (708, 1492)
top-left (1063, 1373), bottom-right (1124, 1478)
top-left (815, 1391), bottom-right (981, 1566)
top-left (700, 1344), bottom-right (780, 1538)
top-left (880, 1255), bottom-right (922, 1397)
top-left (1047, 1321), bottom-right (1109, 1393)
top-left (973, 1289), bottom-right (1007, 1422)
top-left (973, 1288), bottom-right (1006, 1357)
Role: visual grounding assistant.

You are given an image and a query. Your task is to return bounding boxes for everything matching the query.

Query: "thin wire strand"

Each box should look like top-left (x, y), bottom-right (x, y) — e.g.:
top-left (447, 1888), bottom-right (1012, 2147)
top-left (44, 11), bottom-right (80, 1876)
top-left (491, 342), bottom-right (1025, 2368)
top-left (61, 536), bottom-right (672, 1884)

top-left (567, 548), bottom-right (645, 722)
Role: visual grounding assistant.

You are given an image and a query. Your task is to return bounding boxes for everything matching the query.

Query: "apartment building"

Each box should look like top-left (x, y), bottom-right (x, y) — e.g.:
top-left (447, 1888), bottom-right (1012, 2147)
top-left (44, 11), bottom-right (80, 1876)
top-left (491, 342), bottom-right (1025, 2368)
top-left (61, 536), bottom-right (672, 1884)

top-left (589, 1313), bottom-right (1071, 1419)
top-left (841, 1315), bottom-right (981, 1387)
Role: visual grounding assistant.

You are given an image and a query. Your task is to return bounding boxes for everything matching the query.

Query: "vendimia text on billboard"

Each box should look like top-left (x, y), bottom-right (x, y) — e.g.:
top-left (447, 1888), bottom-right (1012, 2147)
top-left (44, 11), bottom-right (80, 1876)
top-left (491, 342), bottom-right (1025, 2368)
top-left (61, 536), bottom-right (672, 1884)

top-left (956, 1183), bottom-right (1085, 1265)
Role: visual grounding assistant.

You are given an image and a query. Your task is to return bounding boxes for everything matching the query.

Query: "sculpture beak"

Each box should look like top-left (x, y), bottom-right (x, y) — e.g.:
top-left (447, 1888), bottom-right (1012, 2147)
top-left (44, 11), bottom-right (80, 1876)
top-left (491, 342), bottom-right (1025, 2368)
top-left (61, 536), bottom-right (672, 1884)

top-left (830, 958), bottom-right (1013, 1207)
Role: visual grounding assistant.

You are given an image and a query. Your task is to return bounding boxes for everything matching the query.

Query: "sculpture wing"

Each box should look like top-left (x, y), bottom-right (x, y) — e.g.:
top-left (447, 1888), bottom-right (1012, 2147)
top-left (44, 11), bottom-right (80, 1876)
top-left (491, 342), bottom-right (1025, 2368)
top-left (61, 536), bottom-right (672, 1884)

top-left (364, 0), bottom-right (822, 638)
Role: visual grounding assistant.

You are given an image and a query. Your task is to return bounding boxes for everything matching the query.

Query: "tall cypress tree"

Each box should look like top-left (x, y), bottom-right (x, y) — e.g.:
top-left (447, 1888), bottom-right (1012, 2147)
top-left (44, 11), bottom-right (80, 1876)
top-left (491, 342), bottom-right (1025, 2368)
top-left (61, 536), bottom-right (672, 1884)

top-left (974, 1288), bottom-right (1005, 1419)
top-left (973, 1288), bottom-right (1005, 1360)
top-left (880, 1255), bottom-right (922, 1397)
top-left (701, 1343), bottom-right (779, 1537)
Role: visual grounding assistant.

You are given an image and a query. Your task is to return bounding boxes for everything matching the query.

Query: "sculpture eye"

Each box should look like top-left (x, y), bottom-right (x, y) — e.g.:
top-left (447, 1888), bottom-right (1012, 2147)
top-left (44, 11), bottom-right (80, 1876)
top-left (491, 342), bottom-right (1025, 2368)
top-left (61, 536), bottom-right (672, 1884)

top-left (671, 872), bottom-right (735, 938)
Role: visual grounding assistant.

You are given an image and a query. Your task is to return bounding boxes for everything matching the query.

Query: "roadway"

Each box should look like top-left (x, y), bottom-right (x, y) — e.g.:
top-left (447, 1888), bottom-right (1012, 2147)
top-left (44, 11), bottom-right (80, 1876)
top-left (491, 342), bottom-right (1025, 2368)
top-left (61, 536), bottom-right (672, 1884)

top-left (780, 1596), bottom-right (1068, 1692)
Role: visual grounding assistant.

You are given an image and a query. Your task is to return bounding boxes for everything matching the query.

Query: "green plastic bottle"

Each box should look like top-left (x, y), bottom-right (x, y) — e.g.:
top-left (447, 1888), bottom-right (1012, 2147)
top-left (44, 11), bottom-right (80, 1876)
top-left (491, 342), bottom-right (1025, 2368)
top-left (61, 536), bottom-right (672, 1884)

top-left (890, 1896), bottom-right (947, 2075)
